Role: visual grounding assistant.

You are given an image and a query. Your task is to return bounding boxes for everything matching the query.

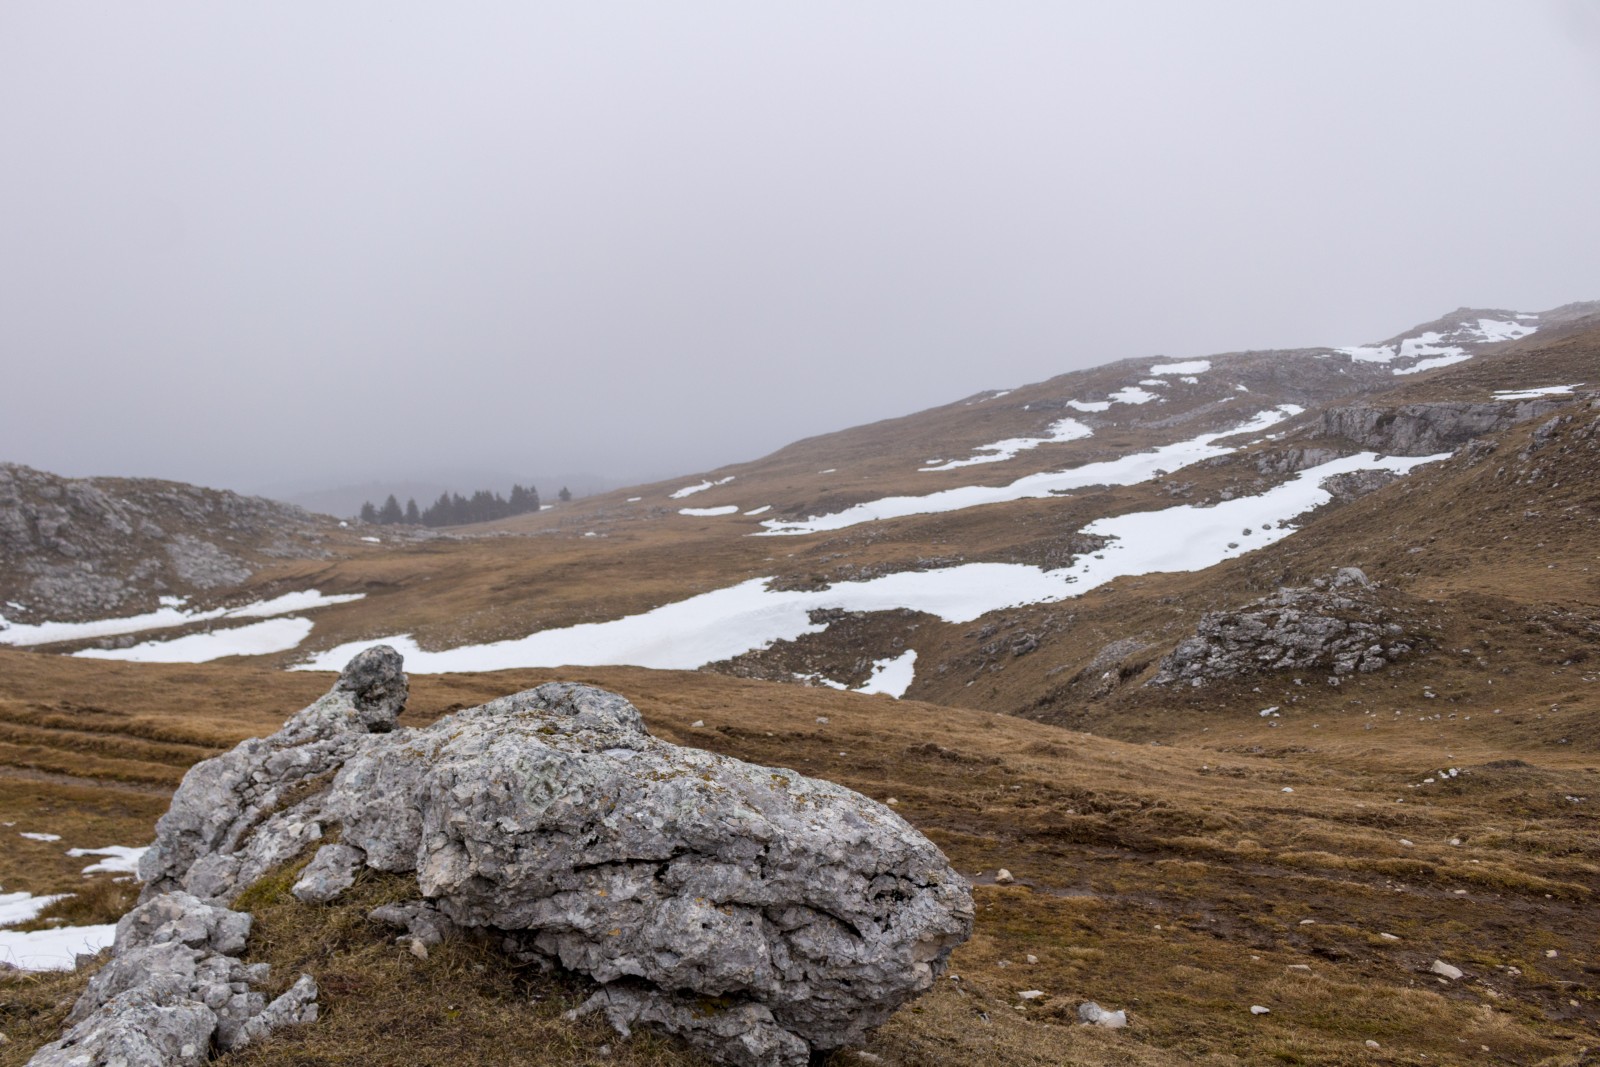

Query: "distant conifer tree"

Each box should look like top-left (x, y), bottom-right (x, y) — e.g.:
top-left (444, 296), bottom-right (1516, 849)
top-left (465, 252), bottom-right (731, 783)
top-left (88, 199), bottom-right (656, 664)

top-left (359, 501), bottom-right (378, 524)
top-left (379, 494), bottom-right (403, 524)
top-left (558, 486), bottom-right (573, 502)
top-left (404, 498), bottom-right (420, 524)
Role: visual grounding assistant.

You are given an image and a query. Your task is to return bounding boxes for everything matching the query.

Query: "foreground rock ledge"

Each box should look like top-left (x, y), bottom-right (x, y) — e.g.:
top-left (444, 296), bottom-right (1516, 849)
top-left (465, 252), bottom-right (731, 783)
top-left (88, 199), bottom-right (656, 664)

top-left (110, 646), bottom-right (973, 1067)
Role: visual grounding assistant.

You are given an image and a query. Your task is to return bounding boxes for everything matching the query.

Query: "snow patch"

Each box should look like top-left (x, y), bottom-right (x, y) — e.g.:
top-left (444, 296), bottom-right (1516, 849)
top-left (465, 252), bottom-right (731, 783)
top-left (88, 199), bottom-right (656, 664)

top-left (1106, 386), bottom-right (1159, 405)
top-left (1492, 384), bottom-right (1580, 400)
top-left (762, 407), bottom-right (1302, 536)
top-left (744, 505), bottom-right (773, 516)
top-left (19, 832), bottom-right (61, 842)
top-left (1, 890), bottom-right (67, 926)
top-left (74, 617), bottom-right (316, 664)
top-left (0, 923), bottom-right (117, 971)
top-left (1066, 399), bottom-right (1111, 413)
top-left (857, 650), bottom-right (917, 697)
top-left (920, 417), bottom-right (1092, 471)
top-left (67, 845), bottom-right (149, 875)
top-left (1393, 352), bottom-right (1472, 376)
top-left (678, 506), bottom-right (740, 517)
top-left (0, 590), bottom-right (363, 648)
top-left (1150, 360), bottom-right (1211, 375)
top-left (670, 476), bottom-right (735, 499)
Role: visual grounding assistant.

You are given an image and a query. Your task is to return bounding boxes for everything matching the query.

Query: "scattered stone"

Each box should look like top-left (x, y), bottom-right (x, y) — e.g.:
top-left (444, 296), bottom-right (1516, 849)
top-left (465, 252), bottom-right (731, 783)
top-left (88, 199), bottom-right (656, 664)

top-left (1545, 949), bottom-right (1559, 958)
top-left (1077, 1002), bottom-right (1127, 1028)
top-left (1286, 964), bottom-right (1313, 973)
top-left (1017, 990), bottom-right (1045, 1000)
top-left (691, 719), bottom-right (705, 728)
top-left (1399, 839), bottom-right (1414, 848)
top-left (1429, 960), bottom-right (1464, 980)
top-left (290, 842), bottom-right (364, 903)
top-left (408, 938), bottom-right (429, 961)
top-left (1366, 1039), bottom-right (1381, 1049)
top-left (1025, 954), bottom-right (1038, 965)
top-left (1379, 933), bottom-right (1399, 941)
top-left (1250, 1005), bottom-right (1271, 1015)
top-left (1151, 570), bottom-right (1423, 686)
top-left (26, 892), bottom-right (316, 1067)
top-left (127, 648), bottom-right (973, 1067)
top-left (994, 868), bottom-right (1015, 885)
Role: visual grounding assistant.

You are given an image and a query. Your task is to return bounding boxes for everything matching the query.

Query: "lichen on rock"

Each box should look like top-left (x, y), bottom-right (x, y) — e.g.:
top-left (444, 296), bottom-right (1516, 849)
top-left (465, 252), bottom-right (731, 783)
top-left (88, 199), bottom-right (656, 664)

top-left (117, 645), bottom-right (971, 1066)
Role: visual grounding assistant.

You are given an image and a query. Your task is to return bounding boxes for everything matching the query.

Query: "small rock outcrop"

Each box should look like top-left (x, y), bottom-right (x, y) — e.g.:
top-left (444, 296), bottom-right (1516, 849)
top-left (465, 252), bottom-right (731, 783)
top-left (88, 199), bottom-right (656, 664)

top-left (1317, 399), bottom-right (1571, 456)
top-left (27, 892), bottom-right (316, 1067)
top-left (131, 647), bottom-right (972, 1066)
top-left (1151, 569), bottom-right (1422, 686)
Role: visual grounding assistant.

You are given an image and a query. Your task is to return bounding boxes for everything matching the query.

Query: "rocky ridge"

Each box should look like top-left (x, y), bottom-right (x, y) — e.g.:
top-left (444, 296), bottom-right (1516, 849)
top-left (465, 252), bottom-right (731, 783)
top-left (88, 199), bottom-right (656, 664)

top-left (0, 463), bottom-right (341, 621)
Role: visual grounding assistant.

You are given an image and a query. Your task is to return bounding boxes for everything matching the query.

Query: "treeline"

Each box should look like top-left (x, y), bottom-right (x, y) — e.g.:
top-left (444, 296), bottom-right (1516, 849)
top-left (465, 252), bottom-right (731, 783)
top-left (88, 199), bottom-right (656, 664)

top-left (358, 483), bottom-right (569, 527)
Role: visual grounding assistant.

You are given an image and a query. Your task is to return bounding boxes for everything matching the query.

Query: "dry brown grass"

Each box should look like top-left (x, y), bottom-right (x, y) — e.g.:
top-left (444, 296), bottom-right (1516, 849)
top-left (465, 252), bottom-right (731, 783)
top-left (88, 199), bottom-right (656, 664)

top-left (2, 654), bottom-right (1596, 1064)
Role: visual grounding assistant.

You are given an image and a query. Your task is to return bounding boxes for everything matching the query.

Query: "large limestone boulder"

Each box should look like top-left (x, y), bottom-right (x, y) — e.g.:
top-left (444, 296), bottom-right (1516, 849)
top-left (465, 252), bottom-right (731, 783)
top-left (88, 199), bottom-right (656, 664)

top-left (134, 647), bottom-right (973, 1066)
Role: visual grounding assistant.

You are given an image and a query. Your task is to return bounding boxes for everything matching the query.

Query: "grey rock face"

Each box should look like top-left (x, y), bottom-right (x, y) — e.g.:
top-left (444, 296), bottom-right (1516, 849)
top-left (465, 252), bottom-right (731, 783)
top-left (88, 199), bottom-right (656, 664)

top-left (28, 892), bottom-right (316, 1067)
top-left (1317, 399), bottom-right (1570, 456)
top-left (132, 648), bottom-right (972, 1066)
top-left (1152, 570), bottom-right (1422, 686)
top-left (0, 462), bottom-right (336, 623)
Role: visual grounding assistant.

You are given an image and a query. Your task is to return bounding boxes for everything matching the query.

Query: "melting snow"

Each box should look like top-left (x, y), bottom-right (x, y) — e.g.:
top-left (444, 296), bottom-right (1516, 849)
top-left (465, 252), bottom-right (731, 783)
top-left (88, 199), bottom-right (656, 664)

top-left (1468, 318), bottom-right (1537, 342)
top-left (19, 832), bottom-right (62, 842)
top-left (1066, 399), bottom-right (1111, 413)
top-left (1106, 385), bottom-right (1160, 405)
top-left (0, 923), bottom-right (117, 971)
top-left (74, 617), bottom-right (316, 664)
top-left (1338, 344), bottom-right (1397, 363)
top-left (920, 417), bottom-right (1092, 471)
top-left (678, 506), bottom-right (740, 517)
top-left (0, 890), bottom-right (67, 926)
top-left (670, 476), bottom-right (735, 499)
top-left (67, 846), bottom-right (149, 875)
top-left (0, 888), bottom-right (115, 972)
top-left (1492, 384), bottom-right (1580, 400)
top-left (857, 650), bottom-right (917, 697)
top-left (761, 407), bottom-right (1302, 536)
top-left (1150, 360), bottom-right (1211, 375)
top-left (0, 590), bottom-right (363, 648)
top-left (1393, 352), bottom-right (1472, 376)
top-left (744, 505), bottom-right (773, 516)
top-left (295, 449), bottom-right (1432, 677)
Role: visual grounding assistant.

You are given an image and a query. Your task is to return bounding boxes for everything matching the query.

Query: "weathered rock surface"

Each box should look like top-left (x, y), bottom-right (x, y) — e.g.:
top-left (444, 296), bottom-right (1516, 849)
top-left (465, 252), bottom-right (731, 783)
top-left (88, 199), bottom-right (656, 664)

top-left (27, 892), bottom-right (316, 1067)
top-left (0, 462), bottom-right (338, 622)
top-left (1152, 569), bottom-right (1424, 686)
top-left (1317, 399), bottom-right (1570, 456)
top-left (136, 646), bottom-right (972, 1066)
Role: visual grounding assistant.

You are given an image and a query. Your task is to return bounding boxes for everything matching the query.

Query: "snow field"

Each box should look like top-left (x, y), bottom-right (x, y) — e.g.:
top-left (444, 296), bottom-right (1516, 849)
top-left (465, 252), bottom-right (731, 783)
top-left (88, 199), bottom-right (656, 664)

top-left (762, 406), bottom-right (1303, 536)
top-left (296, 448), bottom-right (1437, 679)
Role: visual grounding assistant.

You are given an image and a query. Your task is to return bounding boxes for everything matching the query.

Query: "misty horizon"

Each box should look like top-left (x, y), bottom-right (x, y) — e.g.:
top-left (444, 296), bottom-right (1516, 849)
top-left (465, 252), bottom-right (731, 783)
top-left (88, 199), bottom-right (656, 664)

top-left (4, 3), bottom-right (1598, 499)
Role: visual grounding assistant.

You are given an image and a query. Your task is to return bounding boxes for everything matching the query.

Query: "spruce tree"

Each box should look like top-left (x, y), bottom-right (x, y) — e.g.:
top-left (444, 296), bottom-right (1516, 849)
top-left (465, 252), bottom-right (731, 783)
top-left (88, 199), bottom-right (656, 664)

top-left (404, 498), bottom-right (420, 524)
top-left (359, 501), bottom-right (378, 524)
top-left (379, 494), bottom-right (403, 524)
top-left (558, 486), bottom-right (573, 502)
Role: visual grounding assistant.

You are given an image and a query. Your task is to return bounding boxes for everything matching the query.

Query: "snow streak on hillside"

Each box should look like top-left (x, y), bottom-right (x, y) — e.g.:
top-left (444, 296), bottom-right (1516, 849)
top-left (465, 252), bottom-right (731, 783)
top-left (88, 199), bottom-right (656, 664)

top-left (920, 416), bottom-right (1092, 471)
top-left (296, 451), bottom-right (1439, 681)
top-left (1336, 317), bottom-right (1536, 376)
top-left (761, 406), bottom-right (1302, 536)
top-left (0, 590), bottom-right (363, 648)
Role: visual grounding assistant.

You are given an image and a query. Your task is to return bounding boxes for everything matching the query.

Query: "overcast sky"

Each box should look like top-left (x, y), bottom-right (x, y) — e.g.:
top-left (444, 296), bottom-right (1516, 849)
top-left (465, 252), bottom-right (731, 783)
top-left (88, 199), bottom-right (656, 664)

top-left (3, 2), bottom-right (1598, 498)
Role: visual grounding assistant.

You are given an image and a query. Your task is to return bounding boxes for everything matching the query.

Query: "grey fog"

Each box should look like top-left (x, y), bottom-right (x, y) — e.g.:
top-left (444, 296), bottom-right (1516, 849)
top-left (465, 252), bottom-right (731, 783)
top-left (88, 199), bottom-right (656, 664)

top-left (2, 2), bottom-right (1598, 511)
